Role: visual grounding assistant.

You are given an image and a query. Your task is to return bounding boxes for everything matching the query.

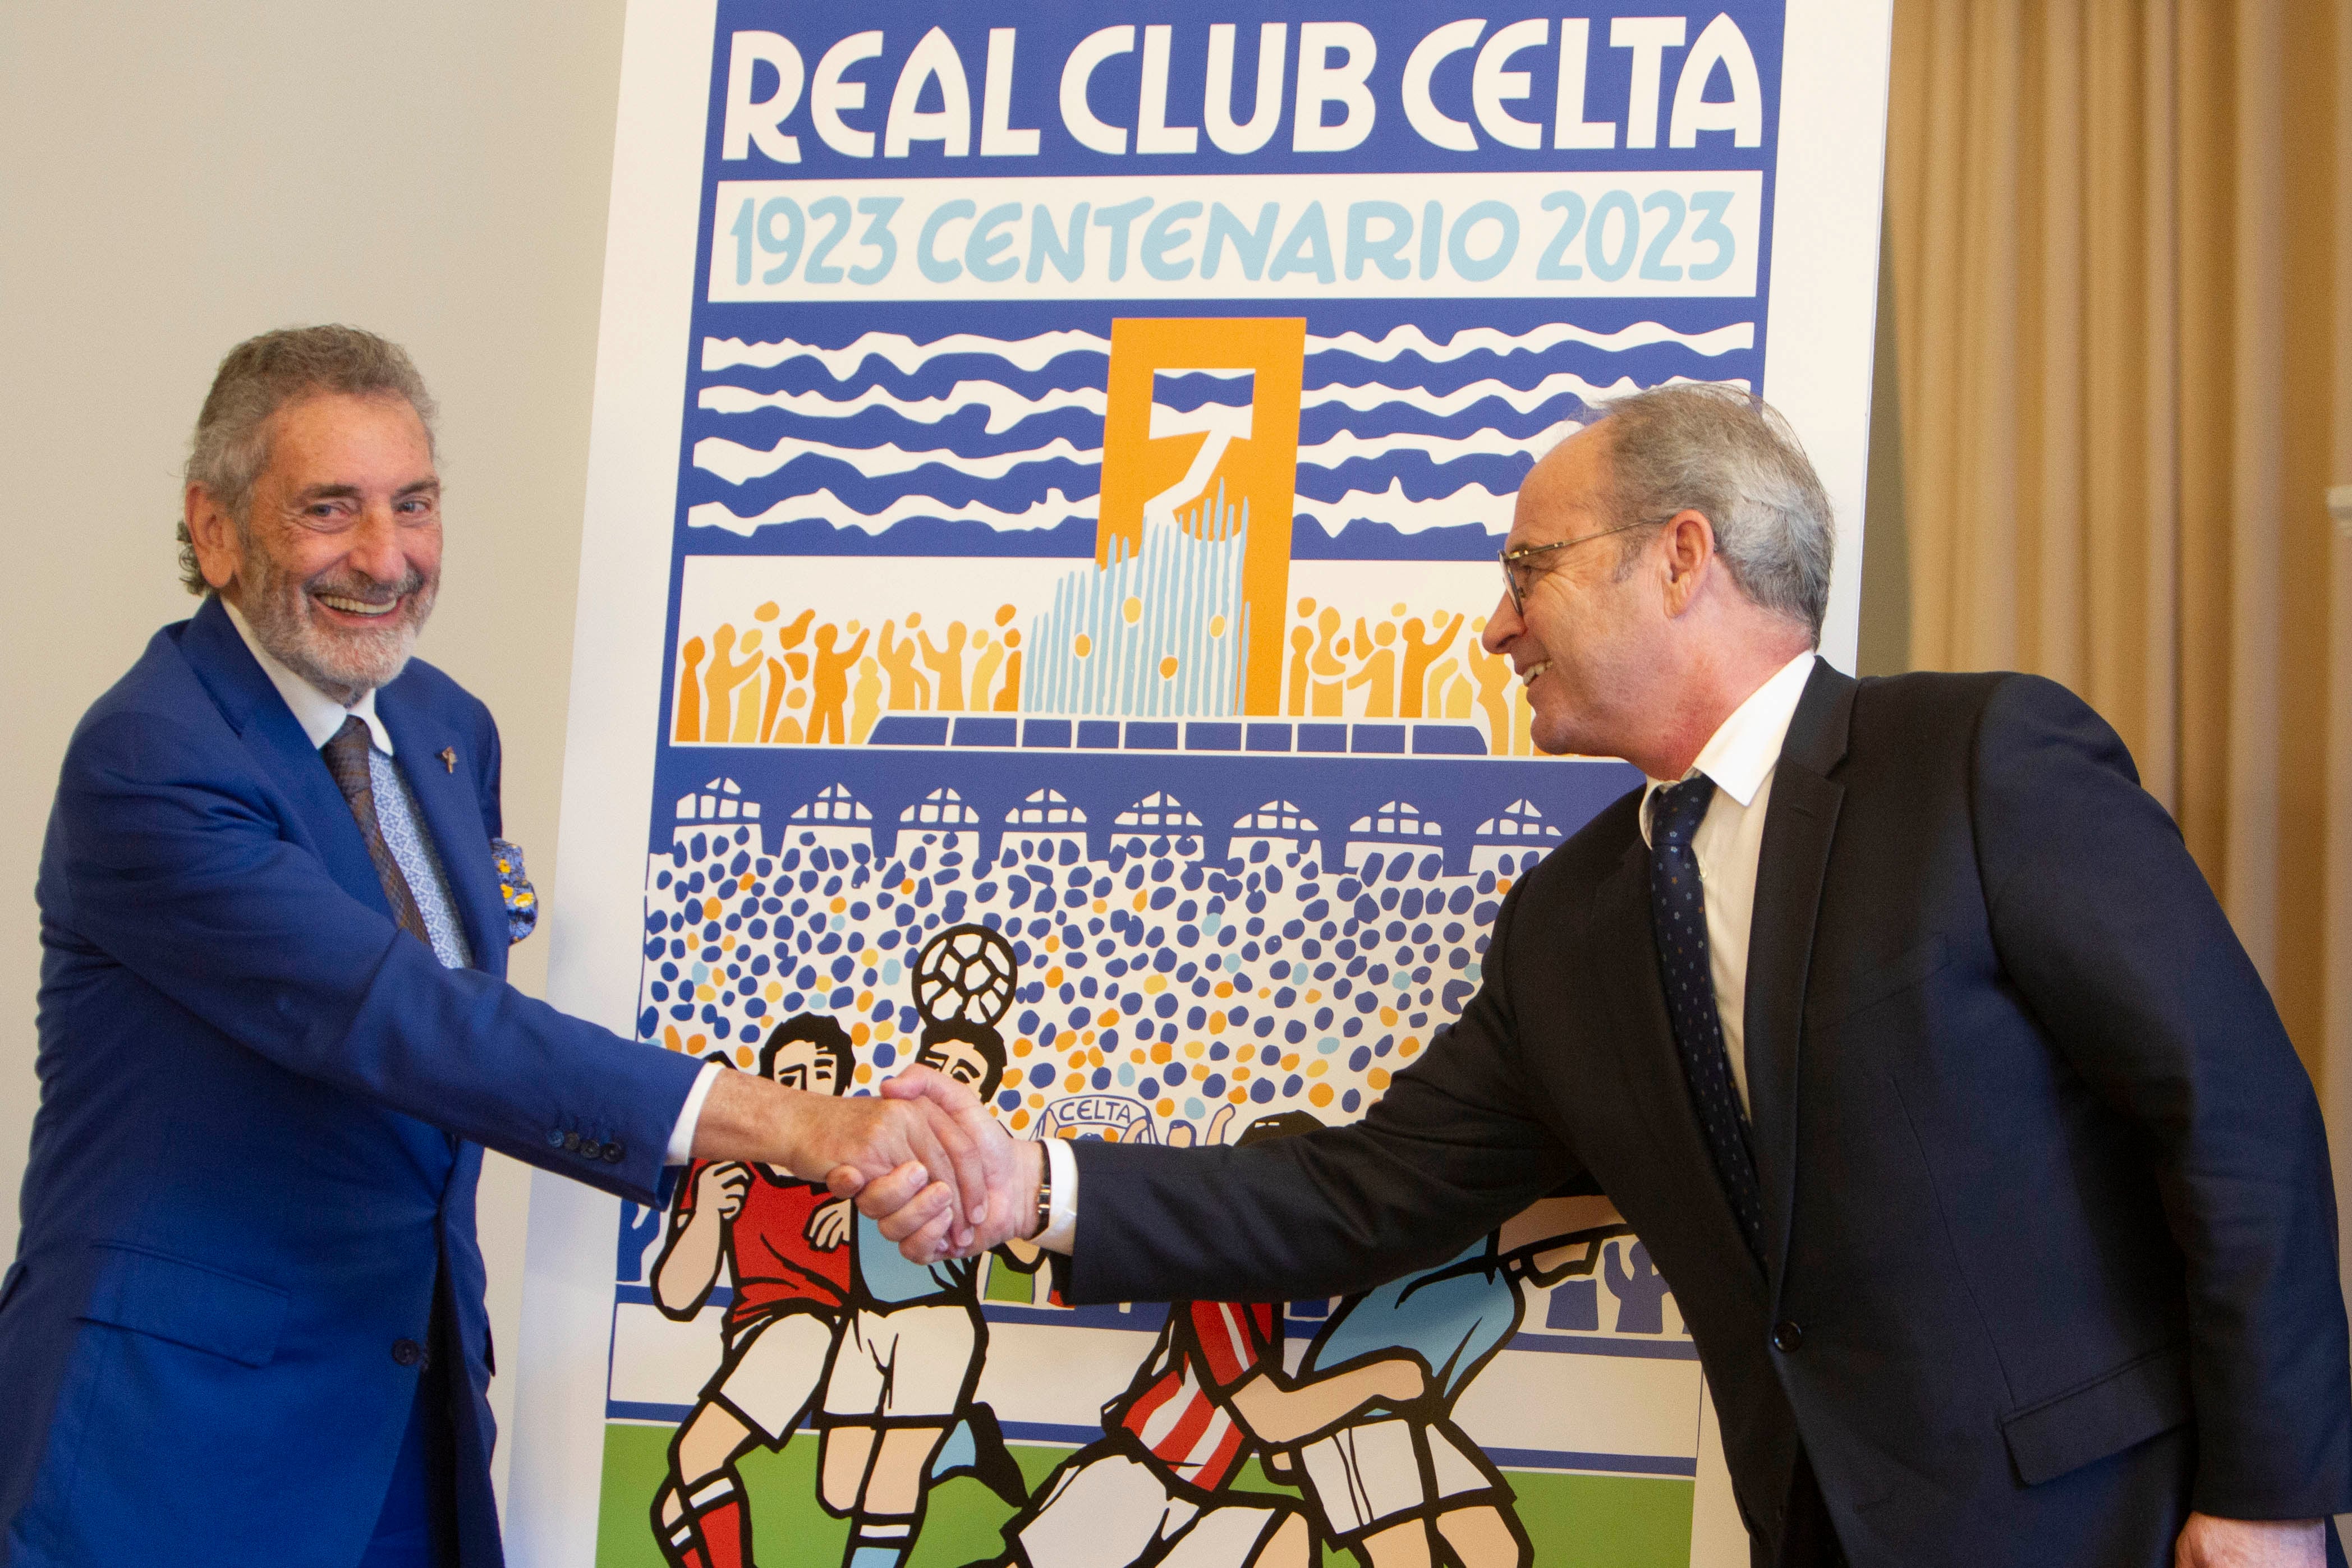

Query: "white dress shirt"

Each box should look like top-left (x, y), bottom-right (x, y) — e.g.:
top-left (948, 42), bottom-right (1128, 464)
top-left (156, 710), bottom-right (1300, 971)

top-left (1035, 650), bottom-right (1821, 1254)
top-left (1636, 650), bottom-right (1817, 1115)
top-left (222, 601), bottom-right (718, 1163)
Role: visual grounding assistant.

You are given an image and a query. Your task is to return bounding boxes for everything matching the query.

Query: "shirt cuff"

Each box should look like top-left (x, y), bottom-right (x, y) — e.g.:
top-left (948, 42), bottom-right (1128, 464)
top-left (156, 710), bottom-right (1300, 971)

top-left (1035, 1136), bottom-right (1078, 1254)
top-left (664, 1060), bottom-right (724, 1166)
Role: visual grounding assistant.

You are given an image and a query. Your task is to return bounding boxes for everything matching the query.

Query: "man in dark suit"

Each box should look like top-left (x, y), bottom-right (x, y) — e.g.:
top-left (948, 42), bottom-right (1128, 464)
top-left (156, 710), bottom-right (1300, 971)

top-left (859, 387), bottom-right (2352, 1566)
top-left (0, 327), bottom-right (990, 1567)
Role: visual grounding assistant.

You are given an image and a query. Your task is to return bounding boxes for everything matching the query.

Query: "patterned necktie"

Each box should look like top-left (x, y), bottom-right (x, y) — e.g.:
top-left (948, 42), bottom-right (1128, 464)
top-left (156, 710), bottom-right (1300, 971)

top-left (1648, 774), bottom-right (1767, 1264)
top-left (321, 715), bottom-right (431, 945)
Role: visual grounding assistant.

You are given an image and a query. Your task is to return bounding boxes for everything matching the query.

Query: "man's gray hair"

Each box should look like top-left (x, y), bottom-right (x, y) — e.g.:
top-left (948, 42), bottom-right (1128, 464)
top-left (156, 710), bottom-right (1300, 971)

top-left (176, 325), bottom-right (438, 595)
top-left (1595, 383), bottom-right (1834, 640)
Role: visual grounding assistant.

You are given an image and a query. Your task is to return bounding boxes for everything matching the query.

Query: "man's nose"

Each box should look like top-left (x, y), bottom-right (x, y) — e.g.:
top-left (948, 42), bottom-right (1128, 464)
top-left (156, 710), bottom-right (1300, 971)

top-left (344, 504), bottom-right (409, 583)
top-left (1480, 590), bottom-right (1520, 654)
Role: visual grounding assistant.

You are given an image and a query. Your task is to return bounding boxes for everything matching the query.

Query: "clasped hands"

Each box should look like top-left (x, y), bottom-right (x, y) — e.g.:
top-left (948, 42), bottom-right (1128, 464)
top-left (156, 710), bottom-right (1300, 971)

top-left (696, 1059), bottom-right (1033, 1260)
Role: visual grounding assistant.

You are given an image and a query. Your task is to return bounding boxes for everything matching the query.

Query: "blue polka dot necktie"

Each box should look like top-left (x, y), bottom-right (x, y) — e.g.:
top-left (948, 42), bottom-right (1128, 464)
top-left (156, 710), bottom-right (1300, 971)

top-left (1648, 774), bottom-right (1766, 1264)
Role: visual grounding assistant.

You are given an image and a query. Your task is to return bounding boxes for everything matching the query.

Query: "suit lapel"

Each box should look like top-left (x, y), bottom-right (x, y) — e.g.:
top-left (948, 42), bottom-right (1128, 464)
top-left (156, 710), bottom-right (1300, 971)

top-left (1741, 659), bottom-right (1854, 1288)
top-left (1584, 836), bottom-right (1759, 1268)
top-left (178, 598), bottom-right (393, 920)
top-left (378, 684), bottom-right (505, 977)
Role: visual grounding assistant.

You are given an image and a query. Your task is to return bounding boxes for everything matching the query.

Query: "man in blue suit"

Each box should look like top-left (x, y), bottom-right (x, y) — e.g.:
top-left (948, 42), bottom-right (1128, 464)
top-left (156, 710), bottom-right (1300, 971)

top-left (0, 327), bottom-right (993, 1567)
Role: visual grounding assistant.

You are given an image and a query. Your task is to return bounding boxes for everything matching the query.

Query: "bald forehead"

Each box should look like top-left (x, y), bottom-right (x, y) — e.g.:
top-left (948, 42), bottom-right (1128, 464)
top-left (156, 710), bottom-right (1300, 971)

top-left (1508, 421), bottom-right (1615, 548)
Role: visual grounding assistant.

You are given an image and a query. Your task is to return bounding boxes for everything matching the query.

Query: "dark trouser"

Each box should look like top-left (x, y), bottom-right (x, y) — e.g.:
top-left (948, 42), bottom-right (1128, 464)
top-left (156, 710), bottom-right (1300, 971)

top-left (1782, 1447), bottom-right (1846, 1568)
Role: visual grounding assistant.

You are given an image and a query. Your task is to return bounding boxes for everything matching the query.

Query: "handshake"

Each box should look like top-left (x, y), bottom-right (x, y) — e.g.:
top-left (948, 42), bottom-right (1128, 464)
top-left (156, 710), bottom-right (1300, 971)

top-left (691, 1061), bottom-right (1041, 1262)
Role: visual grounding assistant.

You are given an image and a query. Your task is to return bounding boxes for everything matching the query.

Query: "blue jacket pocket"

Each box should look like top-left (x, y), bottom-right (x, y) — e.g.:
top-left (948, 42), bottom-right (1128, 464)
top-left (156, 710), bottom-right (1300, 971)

top-left (76, 1244), bottom-right (289, 1368)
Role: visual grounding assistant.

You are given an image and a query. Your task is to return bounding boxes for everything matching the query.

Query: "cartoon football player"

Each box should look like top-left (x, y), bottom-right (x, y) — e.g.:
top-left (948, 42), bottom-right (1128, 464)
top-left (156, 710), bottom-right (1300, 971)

top-left (815, 925), bottom-right (1026, 1568)
top-left (999, 1111), bottom-right (1430, 1568)
top-left (647, 1015), bottom-right (858, 1568)
top-left (1283, 1194), bottom-right (1628, 1568)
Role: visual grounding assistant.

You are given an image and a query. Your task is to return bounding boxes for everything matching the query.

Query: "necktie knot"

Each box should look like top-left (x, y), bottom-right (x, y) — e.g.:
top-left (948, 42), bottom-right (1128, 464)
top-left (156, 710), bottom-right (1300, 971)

top-left (321, 715), bottom-right (375, 806)
top-left (1651, 774), bottom-right (1717, 848)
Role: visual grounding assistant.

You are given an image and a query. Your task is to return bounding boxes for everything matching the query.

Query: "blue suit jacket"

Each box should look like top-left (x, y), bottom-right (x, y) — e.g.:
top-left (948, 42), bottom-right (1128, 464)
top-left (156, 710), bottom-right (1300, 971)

top-left (1, 597), bottom-right (702, 1567)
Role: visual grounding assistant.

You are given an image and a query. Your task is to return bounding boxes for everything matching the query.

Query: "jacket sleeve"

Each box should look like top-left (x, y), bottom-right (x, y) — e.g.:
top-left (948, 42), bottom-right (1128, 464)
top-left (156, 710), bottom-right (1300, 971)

top-left (1972, 673), bottom-right (2351, 1518)
top-left (1067, 880), bottom-right (1585, 1307)
top-left (48, 703), bottom-right (701, 1207)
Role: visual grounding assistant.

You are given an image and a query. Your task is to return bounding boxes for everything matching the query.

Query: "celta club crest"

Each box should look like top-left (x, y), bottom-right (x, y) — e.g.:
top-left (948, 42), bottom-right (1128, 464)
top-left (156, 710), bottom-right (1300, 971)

top-left (912, 923), bottom-right (1018, 1028)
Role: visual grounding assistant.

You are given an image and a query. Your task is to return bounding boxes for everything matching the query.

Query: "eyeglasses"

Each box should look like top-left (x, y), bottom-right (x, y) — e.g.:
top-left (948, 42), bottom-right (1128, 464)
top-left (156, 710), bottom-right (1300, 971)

top-left (1497, 518), bottom-right (1664, 615)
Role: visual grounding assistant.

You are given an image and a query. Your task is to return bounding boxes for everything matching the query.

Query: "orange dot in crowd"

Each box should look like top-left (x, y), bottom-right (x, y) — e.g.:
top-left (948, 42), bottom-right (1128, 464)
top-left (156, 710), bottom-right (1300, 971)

top-left (1496, 878), bottom-right (1513, 894)
top-left (1133, 892), bottom-right (1149, 911)
top-left (1380, 1007), bottom-right (1398, 1027)
top-left (1128, 1049), bottom-right (1147, 1064)
top-left (755, 602), bottom-right (779, 622)
top-left (1280, 1054), bottom-right (1299, 1071)
top-left (1097, 1007), bottom-right (1120, 1027)
top-left (1044, 934), bottom-right (1060, 954)
top-left (1214, 981), bottom-right (1233, 998)
top-left (735, 1046), bottom-right (754, 1068)
top-left (1158, 656), bottom-right (1179, 679)
top-left (1150, 1042), bottom-right (1172, 1064)
top-left (1013, 1038), bottom-right (1032, 1056)
top-left (830, 896), bottom-right (847, 913)
top-left (856, 1063), bottom-right (875, 1083)
top-left (1258, 988), bottom-right (1271, 999)
top-left (1090, 1047), bottom-right (1106, 1068)
top-left (764, 982), bottom-right (783, 1002)
top-left (852, 1023), bottom-right (871, 1045)
top-left (1184, 1041), bottom-right (1205, 1058)
top-left (1156, 1098), bottom-right (1175, 1118)
top-left (1207, 1015), bottom-right (1225, 1035)
top-left (1309, 1083), bottom-right (1334, 1107)
top-left (1093, 899), bottom-right (1108, 913)
top-left (874, 1018), bottom-right (894, 1037)
top-left (1082, 1029), bottom-right (1097, 1045)
top-left (738, 873), bottom-right (754, 890)
top-left (902, 880), bottom-right (916, 893)
top-left (1400, 1037), bottom-right (1423, 1057)
top-left (1304, 989), bottom-right (1322, 1004)
top-left (1122, 596), bottom-right (1142, 624)
top-left (1012, 1109), bottom-right (1031, 1130)
top-left (1002, 1067), bottom-right (1021, 1086)
top-left (1228, 1088), bottom-right (1247, 1103)
top-left (1028, 1093), bottom-right (1045, 1109)
top-left (704, 896), bottom-right (722, 920)
top-left (1046, 967), bottom-right (1065, 986)
top-left (1064, 1073), bottom-right (1085, 1092)
top-left (1192, 1064), bottom-right (1209, 1080)
top-left (1232, 1066), bottom-right (1250, 1082)
top-left (1074, 633), bottom-right (1093, 658)
top-left (858, 990), bottom-right (874, 1010)
top-left (1369, 1068), bottom-right (1391, 1089)
top-left (687, 1033), bottom-right (707, 1052)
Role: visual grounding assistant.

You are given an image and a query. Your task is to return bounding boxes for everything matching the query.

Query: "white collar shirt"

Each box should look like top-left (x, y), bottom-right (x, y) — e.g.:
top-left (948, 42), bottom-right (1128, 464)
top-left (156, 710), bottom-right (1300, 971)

top-left (222, 600), bottom-right (396, 755)
top-left (1637, 650), bottom-right (1818, 1116)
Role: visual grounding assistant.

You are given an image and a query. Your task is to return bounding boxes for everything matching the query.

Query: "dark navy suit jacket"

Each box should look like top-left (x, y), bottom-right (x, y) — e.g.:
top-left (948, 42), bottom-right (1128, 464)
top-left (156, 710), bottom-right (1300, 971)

top-left (1, 597), bottom-right (702, 1566)
top-left (1066, 663), bottom-right (2352, 1567)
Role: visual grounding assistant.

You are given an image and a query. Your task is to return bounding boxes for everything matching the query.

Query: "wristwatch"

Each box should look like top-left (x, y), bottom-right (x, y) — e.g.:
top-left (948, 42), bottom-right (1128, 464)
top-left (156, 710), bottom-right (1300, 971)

top-left (1031, 1144), bottom-right (1053, 1240)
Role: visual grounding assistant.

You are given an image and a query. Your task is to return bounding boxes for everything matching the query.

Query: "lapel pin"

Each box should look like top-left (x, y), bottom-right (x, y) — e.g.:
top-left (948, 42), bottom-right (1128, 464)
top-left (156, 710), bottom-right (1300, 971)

top-left (438, 747), bottom-right (457, 774)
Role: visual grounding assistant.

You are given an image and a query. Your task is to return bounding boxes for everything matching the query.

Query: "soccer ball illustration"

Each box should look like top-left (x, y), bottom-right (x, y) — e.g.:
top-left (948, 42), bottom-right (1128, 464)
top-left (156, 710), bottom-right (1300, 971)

top-left (912, 924), bottom-right (1018, 1028)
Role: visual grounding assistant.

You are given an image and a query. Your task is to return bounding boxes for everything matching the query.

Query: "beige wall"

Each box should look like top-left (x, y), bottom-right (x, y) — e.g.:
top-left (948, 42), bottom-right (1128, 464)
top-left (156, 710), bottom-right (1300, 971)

top-left (0, 1), bottom-right (630, 1505)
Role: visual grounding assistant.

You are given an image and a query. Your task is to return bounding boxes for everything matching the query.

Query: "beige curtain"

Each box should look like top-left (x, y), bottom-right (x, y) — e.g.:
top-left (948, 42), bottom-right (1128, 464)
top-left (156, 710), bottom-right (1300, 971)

top-left (1884, 0), bottom-right (2350, 1098)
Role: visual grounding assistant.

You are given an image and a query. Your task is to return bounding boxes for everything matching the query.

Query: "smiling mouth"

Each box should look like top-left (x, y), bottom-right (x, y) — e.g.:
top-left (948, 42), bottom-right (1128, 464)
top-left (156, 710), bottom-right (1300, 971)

top-left (1520, 659), bottom-right (1550, 688)
top-left (313, 591), bottom-right (399, 619)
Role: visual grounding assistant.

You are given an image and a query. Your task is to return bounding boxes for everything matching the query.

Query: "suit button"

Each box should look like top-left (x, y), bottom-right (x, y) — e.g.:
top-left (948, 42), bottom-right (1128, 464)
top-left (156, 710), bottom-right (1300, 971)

top-left (603, 1142), bottom-right (625, 1163)
top-left (546, 1130), bottom-right (564, 1148)
top-left (563, 1132), bottom-right (580, 1152)
top-left (1771, 1320), bottom-right (1804, 1353)
top-left (579, 1139), bottom-right (602, 1160)
top-left (392, 1338), bottom-right (424, 1367)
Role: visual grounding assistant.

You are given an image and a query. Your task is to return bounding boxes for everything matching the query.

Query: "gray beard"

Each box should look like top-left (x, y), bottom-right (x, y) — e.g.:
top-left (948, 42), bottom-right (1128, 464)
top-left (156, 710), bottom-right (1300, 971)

top-left (238, 542), bottom-right (436, 706)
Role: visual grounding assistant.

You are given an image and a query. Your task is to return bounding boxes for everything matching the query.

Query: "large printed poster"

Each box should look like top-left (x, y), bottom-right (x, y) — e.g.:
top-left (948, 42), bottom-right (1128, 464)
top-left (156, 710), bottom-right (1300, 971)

top-left (519, 4), bottom-right (1890, 1566)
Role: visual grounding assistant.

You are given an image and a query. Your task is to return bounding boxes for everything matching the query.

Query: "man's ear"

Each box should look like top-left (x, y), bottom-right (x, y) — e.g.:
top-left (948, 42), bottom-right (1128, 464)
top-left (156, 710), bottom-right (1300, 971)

top-left (184, 484), bottom-right (244, 596)
top-left (1659, 510), bottom-right (1717, 617)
